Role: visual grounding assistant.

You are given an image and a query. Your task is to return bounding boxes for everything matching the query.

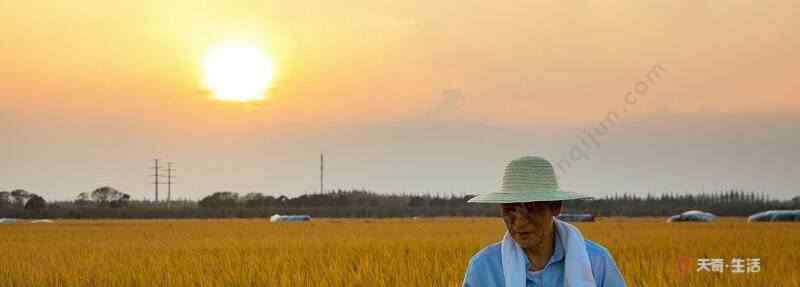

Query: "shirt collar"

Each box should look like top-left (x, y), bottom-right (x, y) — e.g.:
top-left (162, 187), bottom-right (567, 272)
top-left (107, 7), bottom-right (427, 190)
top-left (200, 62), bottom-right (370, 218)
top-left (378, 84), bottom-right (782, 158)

top-left (524, 227), bottom-right (565, 269)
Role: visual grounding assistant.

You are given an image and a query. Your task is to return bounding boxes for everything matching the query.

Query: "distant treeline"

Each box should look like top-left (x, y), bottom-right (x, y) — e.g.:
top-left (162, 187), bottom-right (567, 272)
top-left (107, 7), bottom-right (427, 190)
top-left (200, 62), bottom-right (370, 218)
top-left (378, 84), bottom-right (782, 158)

top-left (566, 191), bottom-right (800, 217)
top-left (1, 188), bottom-right (798, 219)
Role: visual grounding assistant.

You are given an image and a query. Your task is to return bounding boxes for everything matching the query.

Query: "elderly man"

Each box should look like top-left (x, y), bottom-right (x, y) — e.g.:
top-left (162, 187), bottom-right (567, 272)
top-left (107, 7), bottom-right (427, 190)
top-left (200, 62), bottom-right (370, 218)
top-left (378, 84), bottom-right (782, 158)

top-left (463, 156), bottom-right (626, 287)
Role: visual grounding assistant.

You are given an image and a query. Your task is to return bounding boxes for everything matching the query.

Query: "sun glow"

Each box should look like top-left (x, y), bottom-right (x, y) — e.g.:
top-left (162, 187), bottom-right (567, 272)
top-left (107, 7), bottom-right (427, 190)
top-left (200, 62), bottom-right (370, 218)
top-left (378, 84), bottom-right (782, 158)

top-left (202, 42), bottom-right (274, 102)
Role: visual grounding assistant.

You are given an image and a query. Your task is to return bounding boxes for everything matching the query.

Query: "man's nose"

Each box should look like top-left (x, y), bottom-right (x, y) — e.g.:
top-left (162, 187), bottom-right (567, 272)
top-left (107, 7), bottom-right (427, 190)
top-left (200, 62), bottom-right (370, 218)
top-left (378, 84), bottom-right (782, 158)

top-left (512, 211), bottom-right (531, 228)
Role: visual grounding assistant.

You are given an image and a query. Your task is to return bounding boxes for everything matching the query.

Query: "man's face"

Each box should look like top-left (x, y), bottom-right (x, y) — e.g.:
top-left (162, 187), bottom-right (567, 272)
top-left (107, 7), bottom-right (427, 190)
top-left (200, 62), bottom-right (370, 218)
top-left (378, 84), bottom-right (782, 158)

top-left (501, 201), bottom-right (561, 249)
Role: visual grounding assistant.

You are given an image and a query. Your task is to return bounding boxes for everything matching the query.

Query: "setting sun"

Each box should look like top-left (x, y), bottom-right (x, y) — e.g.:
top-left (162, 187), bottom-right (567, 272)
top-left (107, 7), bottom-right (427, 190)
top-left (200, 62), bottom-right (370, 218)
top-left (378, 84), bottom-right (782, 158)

top-left (202, 42), bottom-right (274, 102)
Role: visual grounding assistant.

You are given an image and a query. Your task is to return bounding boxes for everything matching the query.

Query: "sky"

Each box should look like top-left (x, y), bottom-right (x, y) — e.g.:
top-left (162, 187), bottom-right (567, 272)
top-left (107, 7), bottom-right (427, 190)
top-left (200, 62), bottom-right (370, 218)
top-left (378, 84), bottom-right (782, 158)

top-left (1, 0), bottom-right (798, 201)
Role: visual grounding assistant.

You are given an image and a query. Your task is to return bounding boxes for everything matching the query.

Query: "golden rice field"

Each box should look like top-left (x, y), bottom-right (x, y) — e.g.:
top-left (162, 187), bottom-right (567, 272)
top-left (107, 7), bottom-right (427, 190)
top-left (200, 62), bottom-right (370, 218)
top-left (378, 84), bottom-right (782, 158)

top-left (1, 217), bottom-right (797, 287)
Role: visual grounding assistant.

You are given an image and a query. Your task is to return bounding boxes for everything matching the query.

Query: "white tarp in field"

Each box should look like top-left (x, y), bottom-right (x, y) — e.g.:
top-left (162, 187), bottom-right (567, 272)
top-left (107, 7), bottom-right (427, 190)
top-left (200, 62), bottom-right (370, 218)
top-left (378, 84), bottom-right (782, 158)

top-left (31, 219), bottom-right (54, 224)
top-left (0, 218), bottom-right (18, 224)
top-left (748, 210), bottom-right (800, 222)
top-left (557, 213), bottom-right (595, 222)
top-left (270, 214), bottom-right (311, 222)
top-left (667, 210), bottom-right (717, 222)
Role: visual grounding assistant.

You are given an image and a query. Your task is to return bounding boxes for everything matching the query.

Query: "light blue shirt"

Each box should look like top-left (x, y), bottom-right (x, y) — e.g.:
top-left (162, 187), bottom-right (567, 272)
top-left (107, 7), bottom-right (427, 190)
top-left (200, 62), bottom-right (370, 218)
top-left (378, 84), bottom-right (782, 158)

top-left (463, 230), bottom-right (626, 287)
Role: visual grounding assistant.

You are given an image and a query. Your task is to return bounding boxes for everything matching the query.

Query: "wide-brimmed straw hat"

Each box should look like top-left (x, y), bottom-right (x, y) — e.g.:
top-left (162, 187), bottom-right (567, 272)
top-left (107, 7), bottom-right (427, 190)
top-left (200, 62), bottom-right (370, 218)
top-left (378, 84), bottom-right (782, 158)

top-left (468, 156), bottom-right (592, 203)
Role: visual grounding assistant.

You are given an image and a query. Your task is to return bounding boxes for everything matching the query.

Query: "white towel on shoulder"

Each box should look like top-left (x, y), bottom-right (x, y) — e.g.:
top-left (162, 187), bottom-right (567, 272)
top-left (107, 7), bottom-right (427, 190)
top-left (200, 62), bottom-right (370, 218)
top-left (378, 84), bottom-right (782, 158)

top-left (501, 218), bottom-right (596, 287)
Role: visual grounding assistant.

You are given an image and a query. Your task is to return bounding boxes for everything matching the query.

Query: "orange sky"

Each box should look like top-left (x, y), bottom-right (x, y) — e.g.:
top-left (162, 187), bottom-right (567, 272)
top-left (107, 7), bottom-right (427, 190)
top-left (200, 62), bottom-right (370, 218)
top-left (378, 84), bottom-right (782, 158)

top-left (1, 1), bottom-right (798, 200)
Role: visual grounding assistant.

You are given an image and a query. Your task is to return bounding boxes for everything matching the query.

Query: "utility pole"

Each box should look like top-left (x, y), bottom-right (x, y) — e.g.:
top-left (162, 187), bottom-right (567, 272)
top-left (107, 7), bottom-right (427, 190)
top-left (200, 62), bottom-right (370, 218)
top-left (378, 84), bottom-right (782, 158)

top-left (320, 153), bottom-right (324, 194)
top-left (152, 159), bottom-right (176, 205)
top-left (166, 162), bottom-right (175, 207)
top-left (153, 159), bottom-right (160, 202)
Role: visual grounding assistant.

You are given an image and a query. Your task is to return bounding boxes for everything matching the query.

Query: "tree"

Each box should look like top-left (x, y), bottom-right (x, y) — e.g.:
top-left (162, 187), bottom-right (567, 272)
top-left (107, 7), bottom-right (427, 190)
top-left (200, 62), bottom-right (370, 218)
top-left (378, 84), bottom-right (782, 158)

top-left (0, 191), bottom-right (10, 208)
top-left (10, 189), bottom-right (31, 208)
top-left (277, 195), bottom-right (289, 208)
top-left (91, 186), bottom-right (116, 204)
top-left (408, 196), bottom-right (425, 207)
top-left (429, 197), bottom-right (447, 207)
top-left (110, 194), bottom-right (131, 208)
top-left (75, 192), bottom-right (91, 207)
top-left (199, 192), bottom-right (239, 208)
top-left (24, 195), bottom-right (46, 210)
top-left (243, 192), bottom-right (275, 208)
top-left (90, 187), bottom-right (130, 207)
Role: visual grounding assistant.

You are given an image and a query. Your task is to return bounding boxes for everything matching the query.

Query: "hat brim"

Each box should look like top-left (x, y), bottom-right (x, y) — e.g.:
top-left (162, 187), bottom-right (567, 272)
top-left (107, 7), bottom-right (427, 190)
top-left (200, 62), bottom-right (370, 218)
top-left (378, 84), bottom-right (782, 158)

top-left (467, 190), bottom-right (592, 203)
